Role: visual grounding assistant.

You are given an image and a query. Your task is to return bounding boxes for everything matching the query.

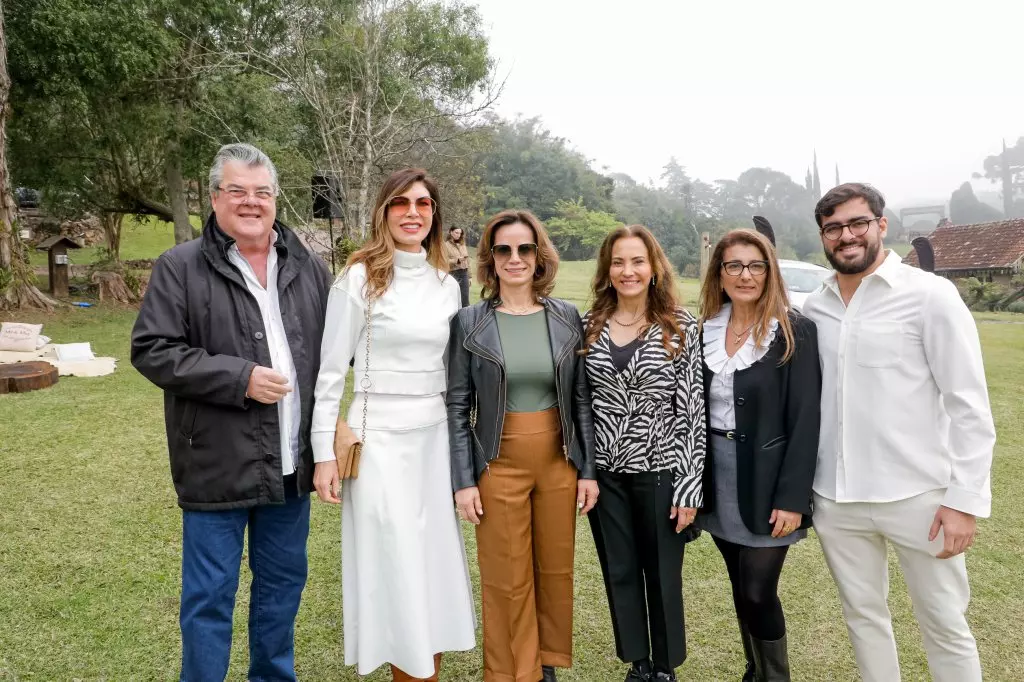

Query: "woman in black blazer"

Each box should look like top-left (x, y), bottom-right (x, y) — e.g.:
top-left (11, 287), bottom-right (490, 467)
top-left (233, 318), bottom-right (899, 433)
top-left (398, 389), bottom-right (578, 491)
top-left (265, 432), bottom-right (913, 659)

top-left (696, 229), bottom-right (821, 682)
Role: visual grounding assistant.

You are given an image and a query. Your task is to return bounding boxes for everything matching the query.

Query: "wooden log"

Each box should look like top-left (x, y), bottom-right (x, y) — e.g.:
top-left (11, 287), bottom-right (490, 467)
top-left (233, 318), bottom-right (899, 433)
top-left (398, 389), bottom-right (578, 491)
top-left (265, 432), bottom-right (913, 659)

top-left (0, 361), bottom-right (59, 393)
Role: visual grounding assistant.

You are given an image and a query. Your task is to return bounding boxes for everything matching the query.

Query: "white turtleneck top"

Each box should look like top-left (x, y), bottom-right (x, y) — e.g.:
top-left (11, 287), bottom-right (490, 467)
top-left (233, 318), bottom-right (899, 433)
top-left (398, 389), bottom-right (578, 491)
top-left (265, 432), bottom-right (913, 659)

top-left (311, 248), bottom-right (461, 463)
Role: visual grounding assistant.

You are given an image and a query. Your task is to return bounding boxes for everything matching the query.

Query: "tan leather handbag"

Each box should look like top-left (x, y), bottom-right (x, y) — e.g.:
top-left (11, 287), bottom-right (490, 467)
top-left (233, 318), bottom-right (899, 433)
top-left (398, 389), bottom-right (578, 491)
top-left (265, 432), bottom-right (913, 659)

top-left (333, 300), bottom-right (372, 479)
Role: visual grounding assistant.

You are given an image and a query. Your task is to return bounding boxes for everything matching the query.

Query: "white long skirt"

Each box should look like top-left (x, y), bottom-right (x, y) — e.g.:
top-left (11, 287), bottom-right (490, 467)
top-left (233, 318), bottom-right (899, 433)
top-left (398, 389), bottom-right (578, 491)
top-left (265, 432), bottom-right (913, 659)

top-left (342, 393), bottom-right (476, 677)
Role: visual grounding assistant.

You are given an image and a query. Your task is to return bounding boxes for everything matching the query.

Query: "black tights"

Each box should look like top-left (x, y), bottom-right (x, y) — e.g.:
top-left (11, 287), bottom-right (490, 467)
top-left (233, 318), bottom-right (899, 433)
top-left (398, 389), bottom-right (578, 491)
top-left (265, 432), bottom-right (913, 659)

top-left (712, 536), bottom-right (789, 641)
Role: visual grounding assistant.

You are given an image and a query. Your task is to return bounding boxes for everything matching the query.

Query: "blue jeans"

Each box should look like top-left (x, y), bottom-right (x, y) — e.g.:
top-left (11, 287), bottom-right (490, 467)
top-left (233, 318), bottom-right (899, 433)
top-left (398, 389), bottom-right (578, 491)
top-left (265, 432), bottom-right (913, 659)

top-left (179, 476), bottom-right (310, 682)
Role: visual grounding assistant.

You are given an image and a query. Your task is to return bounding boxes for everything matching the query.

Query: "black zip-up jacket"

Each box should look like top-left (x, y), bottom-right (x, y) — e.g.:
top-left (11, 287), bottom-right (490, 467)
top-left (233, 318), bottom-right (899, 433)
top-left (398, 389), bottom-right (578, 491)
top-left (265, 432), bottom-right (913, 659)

top-left (131, 216), bottom-right (331, 511)
top-left (446, 297), bottom-right (597, 492)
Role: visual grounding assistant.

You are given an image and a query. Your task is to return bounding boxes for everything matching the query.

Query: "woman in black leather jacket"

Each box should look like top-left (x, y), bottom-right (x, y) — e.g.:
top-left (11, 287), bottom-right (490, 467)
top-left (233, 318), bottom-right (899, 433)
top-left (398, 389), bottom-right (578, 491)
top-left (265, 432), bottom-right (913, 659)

top-left (446, 209), bottom-right (597, 682)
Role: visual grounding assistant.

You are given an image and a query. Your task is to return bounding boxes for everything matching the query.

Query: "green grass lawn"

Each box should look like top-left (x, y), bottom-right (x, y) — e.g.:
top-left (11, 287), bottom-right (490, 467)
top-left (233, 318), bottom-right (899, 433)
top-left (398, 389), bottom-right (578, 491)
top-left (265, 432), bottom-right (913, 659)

top-left (1, 258), bottom-right (1022, 680)
top-left (29, 217), bottom-right (187, 267)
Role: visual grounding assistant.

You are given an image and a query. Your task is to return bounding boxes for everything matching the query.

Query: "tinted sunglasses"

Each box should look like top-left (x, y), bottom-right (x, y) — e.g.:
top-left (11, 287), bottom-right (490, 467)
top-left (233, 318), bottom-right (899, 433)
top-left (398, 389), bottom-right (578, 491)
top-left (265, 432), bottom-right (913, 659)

top-left (387, 195), bottom-right (436, 216)
top-left (491, 243), bottom-right (538, 259)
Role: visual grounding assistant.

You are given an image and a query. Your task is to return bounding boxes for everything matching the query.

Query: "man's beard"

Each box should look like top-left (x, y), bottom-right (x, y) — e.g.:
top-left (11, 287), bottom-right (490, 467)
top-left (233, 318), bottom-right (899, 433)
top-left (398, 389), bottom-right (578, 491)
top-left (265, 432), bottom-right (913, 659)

top-left (825, 238), bottom-right (880, 275)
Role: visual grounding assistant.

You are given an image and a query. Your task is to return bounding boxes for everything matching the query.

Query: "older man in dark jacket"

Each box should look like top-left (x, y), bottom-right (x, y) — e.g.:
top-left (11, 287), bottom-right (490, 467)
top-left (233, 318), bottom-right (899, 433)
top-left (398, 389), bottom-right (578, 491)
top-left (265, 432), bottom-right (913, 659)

top-left (132, 143), bottom-right (331, 681)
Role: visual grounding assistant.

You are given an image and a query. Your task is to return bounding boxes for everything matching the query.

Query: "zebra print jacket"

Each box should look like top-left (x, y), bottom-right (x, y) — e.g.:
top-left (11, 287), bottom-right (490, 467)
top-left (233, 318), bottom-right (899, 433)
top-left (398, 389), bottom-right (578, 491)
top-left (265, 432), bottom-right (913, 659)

top-left (583, 307), bottom-right (707, 508)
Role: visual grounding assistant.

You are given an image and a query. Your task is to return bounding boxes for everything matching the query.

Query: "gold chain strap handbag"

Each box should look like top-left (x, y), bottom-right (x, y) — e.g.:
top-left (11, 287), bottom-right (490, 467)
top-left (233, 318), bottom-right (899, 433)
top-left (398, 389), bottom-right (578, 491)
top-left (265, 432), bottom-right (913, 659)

top-left (334, 298), bottom-right (373, 479)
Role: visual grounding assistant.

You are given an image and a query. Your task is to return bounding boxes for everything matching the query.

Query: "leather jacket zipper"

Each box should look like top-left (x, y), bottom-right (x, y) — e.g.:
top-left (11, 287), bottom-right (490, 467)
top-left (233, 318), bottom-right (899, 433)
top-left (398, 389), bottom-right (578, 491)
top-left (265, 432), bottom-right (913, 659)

top-left (549, 307), bottom-right (579, 461)
top-left (464, 313), bottom-right (507, 469)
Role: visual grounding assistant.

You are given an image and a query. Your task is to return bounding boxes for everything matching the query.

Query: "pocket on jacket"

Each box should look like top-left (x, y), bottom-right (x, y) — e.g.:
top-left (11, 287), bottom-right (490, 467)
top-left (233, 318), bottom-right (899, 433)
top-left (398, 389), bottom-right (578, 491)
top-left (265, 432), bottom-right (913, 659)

top-left (761, 435), bottom-right (787, 449)
top-left (179, 401), bottom-right (198, 439)
top-left (855, 321), bottom-right (904, 368)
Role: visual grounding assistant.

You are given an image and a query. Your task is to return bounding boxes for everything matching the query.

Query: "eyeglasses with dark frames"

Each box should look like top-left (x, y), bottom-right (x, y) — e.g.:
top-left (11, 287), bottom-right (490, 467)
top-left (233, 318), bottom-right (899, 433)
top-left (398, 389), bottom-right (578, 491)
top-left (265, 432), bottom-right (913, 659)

top-left (722, 260), bottom-right (769, 277)
top-left (820, 217), bottom-right (879, 242)
top-left (491, 243), bottom-right (538, 260)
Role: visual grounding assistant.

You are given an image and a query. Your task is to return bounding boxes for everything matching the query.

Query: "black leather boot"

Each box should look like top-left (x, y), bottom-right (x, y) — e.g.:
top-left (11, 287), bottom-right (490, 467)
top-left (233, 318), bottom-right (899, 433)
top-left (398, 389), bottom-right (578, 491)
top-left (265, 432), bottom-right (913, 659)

top-left (653, 670), bottom-right (677, 682)
top-left (739, 620), bottom-right (756, 682)
top-left (541, 665), bottom-right (557, 682)
top-left (751, 634), bottom-right (790, 682)
top-left (625, 658), bottom-right (652, 681)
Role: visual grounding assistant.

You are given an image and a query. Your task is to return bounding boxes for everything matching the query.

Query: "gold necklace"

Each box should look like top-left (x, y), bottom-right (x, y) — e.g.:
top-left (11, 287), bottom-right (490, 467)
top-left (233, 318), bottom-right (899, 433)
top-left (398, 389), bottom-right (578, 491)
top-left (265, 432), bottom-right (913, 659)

top-left (729, 321), bottom-right (755, 342)
top-left (500, 301), bottom-right (537, 315)
top-left (611, 308), bottom-right (646, 327)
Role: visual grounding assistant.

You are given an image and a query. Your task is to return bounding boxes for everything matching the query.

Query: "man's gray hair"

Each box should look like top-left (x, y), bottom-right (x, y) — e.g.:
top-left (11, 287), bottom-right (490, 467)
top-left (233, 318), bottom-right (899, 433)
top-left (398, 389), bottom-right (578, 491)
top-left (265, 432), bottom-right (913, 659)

top-left (209, 143), bottom-right (279, 193)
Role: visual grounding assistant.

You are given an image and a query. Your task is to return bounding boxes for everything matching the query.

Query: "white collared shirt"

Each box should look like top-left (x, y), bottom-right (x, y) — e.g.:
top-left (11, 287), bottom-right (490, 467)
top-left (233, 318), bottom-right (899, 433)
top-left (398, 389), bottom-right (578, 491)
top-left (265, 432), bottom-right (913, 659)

top-left (802, 250), bottom-right (995, 517)
top-left (702, 304), bottom-right (778, 430)
top-left (228, 232), bottom-right (300, 476)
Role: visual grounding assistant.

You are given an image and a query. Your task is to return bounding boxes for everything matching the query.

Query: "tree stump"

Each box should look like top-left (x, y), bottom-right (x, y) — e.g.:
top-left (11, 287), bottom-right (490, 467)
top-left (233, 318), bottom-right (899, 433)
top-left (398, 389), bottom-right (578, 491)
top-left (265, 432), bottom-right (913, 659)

top-left (91, 271), bottom-right (136, 303)
top-left (0, 361), bottom-right (59, 394)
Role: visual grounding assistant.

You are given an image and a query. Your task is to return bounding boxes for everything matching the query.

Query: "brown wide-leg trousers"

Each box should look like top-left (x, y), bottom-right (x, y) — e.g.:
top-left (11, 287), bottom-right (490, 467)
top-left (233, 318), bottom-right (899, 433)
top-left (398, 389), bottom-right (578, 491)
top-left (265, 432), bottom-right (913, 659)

top-left (476, 407), bottom-right (578, 682)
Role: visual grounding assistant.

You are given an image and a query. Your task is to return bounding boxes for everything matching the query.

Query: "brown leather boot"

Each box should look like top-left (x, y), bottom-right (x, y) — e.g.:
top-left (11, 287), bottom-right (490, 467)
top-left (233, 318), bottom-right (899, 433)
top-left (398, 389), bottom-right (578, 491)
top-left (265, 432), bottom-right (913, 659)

top-left (391, 653), bottom-right (442, 682)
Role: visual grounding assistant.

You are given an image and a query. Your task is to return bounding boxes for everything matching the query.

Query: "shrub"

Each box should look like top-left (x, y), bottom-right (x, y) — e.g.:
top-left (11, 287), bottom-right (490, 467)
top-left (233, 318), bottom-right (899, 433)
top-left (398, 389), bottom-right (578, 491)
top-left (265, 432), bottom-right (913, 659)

top-left (956, 277), bottom-right (1008, 312)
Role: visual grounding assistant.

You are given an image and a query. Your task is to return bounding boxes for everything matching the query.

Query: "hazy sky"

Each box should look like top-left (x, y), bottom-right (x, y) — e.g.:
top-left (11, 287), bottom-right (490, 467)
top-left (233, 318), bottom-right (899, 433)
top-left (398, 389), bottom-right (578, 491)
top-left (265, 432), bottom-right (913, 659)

top-left (470, 0), bottom-right (1024, 209)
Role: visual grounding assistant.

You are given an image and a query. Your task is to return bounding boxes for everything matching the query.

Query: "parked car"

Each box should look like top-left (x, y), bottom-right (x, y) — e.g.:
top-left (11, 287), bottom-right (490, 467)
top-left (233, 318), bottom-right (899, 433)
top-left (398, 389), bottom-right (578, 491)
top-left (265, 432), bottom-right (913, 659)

top-left (779, 259), bottom-right (831, 310)
top-left (15, 187), bottom-right (40, 209)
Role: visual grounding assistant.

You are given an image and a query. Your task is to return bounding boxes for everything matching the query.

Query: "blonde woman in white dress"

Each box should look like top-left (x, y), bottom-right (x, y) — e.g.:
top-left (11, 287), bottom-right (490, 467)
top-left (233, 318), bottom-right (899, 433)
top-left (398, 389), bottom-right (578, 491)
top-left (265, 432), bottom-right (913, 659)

top-left (311, 168), bottom-right (476, 681)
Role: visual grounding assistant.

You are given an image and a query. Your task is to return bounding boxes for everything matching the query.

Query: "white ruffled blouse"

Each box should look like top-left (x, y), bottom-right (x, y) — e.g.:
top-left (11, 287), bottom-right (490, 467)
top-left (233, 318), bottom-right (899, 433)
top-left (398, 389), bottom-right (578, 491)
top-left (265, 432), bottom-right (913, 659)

top-left (703, 304), bottom-right (778, 430)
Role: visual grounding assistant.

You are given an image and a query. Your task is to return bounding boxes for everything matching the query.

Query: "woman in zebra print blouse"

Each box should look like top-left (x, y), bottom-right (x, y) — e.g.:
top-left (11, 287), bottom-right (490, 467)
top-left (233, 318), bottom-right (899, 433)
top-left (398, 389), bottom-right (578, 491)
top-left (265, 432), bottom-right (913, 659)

top-left (582, 225), bottom-right (706, 682)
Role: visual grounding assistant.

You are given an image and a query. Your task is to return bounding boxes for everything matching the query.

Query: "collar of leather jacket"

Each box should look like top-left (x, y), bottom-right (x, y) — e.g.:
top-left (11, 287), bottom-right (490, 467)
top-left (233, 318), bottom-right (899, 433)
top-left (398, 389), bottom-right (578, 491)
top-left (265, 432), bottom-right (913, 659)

top-left (463, 297), bottom-right (581, 368)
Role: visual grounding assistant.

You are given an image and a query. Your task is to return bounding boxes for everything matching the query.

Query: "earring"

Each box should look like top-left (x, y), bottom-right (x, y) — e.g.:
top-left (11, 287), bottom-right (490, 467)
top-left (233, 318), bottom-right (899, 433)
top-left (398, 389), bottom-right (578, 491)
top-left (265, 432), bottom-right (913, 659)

top-left (651, 275), bottom-right (657, 287)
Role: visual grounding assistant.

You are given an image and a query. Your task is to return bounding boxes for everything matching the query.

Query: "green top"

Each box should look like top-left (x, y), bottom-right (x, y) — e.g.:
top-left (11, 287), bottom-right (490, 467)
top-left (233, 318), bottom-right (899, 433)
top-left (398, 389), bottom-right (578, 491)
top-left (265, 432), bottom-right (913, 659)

top-left (495, 310), bottom-right (558, 413)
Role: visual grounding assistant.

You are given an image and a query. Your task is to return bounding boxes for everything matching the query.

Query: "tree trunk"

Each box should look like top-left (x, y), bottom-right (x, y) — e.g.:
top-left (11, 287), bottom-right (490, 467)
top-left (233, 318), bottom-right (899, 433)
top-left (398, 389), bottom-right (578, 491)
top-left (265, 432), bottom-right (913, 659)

top-left (0, 9), bottom-right (55, 310)
top-left (198, 175), bottom-right (210, 223)
top-left (101, 212), bottom-right (124, 261)
top-left (166, 136), bottom-right (192, 245)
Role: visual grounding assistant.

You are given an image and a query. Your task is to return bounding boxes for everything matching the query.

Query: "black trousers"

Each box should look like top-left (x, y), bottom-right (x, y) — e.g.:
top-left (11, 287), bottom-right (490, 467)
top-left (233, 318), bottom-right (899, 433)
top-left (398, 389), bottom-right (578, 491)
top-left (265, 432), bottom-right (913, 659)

top-left (452, 268), bottom-right (470, 307)
top-left (589, 468), bottom-right (688, 670)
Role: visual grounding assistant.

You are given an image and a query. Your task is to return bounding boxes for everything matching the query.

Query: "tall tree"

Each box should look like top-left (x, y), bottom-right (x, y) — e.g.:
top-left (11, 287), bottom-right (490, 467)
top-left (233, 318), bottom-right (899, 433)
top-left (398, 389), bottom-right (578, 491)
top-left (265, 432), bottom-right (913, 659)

top-left (716, 167), bottom-right (819, 259)
top-left (949, 182), bottom-right (1002, 225)
top-left (242, 0), bottom-right (498, 238)
top-left (0, 3), bottom-right (54, 309)
top-left (981, 138), bottom-right (1024, 218)
top-left (480, 116), bottom-right (614, 221)
top-left (545, 198), bottom-right (621, 261)
top-left (7, 0), bottom-right (177, 262)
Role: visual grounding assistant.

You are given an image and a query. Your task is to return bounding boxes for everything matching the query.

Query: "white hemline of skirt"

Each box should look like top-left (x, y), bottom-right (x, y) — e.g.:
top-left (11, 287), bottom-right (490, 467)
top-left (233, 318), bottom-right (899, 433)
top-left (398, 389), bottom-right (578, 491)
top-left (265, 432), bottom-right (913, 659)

top-left (341, 399), bottom-right (476, 677)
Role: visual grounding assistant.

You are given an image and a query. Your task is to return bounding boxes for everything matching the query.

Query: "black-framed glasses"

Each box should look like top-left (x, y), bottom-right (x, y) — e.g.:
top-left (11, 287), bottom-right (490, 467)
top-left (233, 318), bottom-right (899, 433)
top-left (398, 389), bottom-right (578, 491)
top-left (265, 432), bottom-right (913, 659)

top-left (722, 260), bottom-right (769, 277)
top-left (217, 186), bottom-right (275, 202)
top-left (820, 217), bottom-right (879, 242)
top-left (491, 243), bottom-right (537, 260)
top-left (387, 195), bottom-right (436, 216)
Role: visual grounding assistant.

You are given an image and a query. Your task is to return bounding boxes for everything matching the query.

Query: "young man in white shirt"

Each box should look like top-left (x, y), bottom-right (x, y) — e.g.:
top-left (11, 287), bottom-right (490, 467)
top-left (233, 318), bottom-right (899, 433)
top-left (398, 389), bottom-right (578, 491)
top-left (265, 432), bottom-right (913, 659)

top-left (801, 183), bottom-right (995, 682)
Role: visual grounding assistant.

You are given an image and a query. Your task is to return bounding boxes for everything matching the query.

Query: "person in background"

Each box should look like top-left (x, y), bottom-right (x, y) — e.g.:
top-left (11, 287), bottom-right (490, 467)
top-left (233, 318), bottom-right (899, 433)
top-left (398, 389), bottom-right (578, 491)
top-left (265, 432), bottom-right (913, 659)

top-left (803, 183), bottom-right (995, 682)
top-left (444, 225), bottom-right (471, 306)
top-left (131, 143), bottom-right (331, 681)
top-left (582, 225), bottom-right (705, 682)
top-left (311, 168), bottom-right (476, 681)
top-left (697, 229), bottom-right (821, 682)
top-left (446, 209), bottom-right (598, 682)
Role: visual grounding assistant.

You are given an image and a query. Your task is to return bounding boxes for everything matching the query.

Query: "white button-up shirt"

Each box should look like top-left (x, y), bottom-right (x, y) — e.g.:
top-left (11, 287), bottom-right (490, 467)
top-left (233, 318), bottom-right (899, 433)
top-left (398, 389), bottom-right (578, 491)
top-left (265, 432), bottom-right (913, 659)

top-left (802, 250), bottom-right (995, 517)
top-left (228, 232), bottom-right (300, 476)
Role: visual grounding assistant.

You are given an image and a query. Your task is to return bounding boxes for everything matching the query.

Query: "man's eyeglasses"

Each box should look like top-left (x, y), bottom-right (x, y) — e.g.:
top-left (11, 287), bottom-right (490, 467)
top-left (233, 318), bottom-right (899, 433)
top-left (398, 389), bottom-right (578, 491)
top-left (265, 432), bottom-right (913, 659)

top-left (820, 217), bottom-right (879, 242)
top-left (491, 243), bottom-right (538, 260)
top-left (387, 196), bottom-right (436, 216)
top-left (217, 186), bottom-right (275, 202)
top-left (722, 260), bottom-right (768, 277)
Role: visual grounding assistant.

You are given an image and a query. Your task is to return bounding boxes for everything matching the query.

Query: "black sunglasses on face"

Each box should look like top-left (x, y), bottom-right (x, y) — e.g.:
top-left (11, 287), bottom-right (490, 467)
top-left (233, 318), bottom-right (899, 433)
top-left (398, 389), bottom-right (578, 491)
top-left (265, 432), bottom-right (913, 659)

top-left (491, 243), bottom-right (538, 259)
